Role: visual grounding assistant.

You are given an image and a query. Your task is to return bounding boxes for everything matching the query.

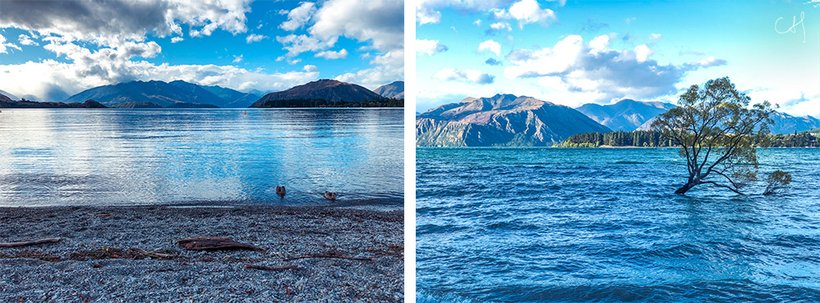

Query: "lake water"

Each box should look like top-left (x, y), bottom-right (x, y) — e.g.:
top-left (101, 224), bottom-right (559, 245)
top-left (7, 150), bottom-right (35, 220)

top-left (0, 108), bottom-right (403, 207)
top-left (417, 148), bottom-right (820, 302)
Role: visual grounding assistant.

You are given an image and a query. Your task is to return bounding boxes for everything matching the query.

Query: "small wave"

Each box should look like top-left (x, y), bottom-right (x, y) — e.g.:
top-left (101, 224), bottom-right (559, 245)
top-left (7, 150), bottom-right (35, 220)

top-left (417, 291), bottom-right (475, 303)
top-left (614, 160), bottom-right (645, 164)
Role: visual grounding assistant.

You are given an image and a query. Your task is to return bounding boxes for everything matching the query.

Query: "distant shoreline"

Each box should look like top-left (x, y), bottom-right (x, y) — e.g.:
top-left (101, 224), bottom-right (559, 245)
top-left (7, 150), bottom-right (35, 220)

top-left (416, 145), bottom-right (816, 149)
top-left (0, 106), bottom-right (404, 110)
top-left (0, 205), bottom-right (403, 301)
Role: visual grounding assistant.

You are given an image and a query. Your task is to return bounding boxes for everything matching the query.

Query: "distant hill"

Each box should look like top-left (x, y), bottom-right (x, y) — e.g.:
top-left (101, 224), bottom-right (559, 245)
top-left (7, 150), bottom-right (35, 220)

top-left (200, 85), bottom-right (260, 108)
top-left (1, 97), bottom-right (107, 109)
top-left (768, 112), bottom-right (820, 134)
top-left (251, 79), bottom-right (396, 108)
top-left (577, 99), bottom-right (676, 131)
top-left (0, 89), bottom-right (19, 101)
top-left (417, 94), bottom-right (611, 146)
top-left (65, 80), bottom-right (251, 108)
top-left (635, 110), bottom-right (820, 135)
top-left (374, 81), bottom-right (404, 99)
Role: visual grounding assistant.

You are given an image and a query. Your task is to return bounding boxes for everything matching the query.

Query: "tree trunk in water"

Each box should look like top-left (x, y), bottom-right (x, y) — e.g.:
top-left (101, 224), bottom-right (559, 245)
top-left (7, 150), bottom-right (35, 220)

top-left (675, 182), bottom-right (696, 195)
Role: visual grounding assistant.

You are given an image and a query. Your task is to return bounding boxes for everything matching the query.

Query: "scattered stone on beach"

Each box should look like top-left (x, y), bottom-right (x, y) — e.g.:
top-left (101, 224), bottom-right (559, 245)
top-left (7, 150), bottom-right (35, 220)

top-left (69, 247), bottom-right (178, 260)
top-left (0, 206), bottom-right (403, 302)
top-left (0, 237), bottom-right (62, 248)
top-left (243, 263), bottom-right (300, 271)
top-left (177, 237), bottom-right (263, 251)
top-left (284, 250), bottom-right (372, 262)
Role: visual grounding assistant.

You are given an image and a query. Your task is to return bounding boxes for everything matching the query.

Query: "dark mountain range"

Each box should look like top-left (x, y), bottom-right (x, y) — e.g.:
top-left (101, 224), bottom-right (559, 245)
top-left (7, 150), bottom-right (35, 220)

top-left (1, 97), bottom-right (106, 109)
top-left (64, 80), bottom-right (250, 108)
top-left (200, 85), bottom-right (260, 108)
top-left (374, 81), bottom-right (404, 99)
top-left (251, 79), bottom-right (393, 108)
top-left (0, 89), bottom-right (19, 101)
top-left (577, 99), bottom-right (676, 131)
top-left (416, 94), bottom-right (611, 146)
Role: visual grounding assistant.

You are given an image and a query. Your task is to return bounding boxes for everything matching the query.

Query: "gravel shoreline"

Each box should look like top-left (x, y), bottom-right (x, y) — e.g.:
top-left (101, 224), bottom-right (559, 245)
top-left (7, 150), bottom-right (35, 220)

top-left (0, 205), bottom-right (403, 302)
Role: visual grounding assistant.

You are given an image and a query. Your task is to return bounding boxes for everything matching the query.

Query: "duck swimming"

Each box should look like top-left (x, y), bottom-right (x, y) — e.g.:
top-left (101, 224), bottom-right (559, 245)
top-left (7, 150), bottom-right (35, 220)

top-left (275, 185), bottom-right (286, 198)
top-left (323, 191), bottom-right (337, 201)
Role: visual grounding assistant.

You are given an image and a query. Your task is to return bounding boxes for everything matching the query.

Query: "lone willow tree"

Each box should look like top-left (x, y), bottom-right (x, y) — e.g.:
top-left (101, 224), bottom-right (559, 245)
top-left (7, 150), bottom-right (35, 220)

top-left (652, 77), bottom-right (775, 195)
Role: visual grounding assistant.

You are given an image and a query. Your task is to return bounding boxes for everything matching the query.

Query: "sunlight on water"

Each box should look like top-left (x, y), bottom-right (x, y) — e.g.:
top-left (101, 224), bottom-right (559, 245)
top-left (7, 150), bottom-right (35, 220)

top-left (417, 148), bottom-right (820, 302)
top-left (0, 108), bottom-right (403, 206)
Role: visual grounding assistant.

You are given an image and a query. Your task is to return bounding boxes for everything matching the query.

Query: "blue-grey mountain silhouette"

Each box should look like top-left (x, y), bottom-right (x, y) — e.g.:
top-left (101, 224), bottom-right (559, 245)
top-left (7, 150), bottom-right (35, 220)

top-left (577, 99), bottom-right (676, 131)
top-left (374, 81), bottom-right (404, 99)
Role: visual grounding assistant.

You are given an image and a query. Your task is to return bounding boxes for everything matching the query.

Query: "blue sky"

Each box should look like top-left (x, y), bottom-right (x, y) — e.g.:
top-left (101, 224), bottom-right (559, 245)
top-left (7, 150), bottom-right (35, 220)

top-left (0, 0), bottom-right (402, 101)
top-left (416, 0), bottom-right (820, 118)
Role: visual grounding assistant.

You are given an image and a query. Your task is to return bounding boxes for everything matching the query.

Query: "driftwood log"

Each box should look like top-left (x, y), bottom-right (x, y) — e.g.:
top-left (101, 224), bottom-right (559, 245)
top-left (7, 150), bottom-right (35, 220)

top-left (0, 237), bottom-right (62, 248)
top-left (177, 237), bottom-right (263, 251)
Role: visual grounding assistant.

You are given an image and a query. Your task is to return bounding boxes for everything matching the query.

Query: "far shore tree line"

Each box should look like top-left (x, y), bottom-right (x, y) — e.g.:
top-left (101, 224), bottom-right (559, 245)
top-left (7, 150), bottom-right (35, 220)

top-left (563, 77), bottom-right (796, 196)
top-left (560, 130), bottom-right (819, 148)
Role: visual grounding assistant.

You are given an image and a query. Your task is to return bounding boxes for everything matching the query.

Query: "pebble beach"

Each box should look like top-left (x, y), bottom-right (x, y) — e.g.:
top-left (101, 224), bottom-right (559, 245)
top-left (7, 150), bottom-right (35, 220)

top-left (0, 205), bottom-right (403, 302)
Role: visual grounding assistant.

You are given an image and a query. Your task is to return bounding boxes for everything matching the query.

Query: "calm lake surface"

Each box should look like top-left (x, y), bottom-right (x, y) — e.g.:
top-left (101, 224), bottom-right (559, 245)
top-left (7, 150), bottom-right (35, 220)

top-left (0, 108), bottom-right (403, 207)
top-left (417, 148), bottom-right (820, 302)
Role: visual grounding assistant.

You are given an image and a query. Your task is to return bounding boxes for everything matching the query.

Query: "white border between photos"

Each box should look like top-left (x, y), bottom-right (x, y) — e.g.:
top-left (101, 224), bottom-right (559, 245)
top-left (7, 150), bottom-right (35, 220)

top-left (404, 0), bottom-right (417, 302)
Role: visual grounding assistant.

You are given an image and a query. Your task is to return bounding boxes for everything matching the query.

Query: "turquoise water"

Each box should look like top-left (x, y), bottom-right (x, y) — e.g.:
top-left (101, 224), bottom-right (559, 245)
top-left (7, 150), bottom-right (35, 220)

top-left (417, 148), bottom-right (820, 302)
top-left (0, 108), bottom-right (403, 206)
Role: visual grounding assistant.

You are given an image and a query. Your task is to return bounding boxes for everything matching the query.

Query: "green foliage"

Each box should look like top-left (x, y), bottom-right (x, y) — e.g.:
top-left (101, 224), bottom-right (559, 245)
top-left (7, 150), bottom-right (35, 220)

top-left (559, 131), bottom-right (676, 147)
top-left (763, 170), bottom-right (793, 195)
top-left (561, 130), bottom-right (818, 148)
top-left (651, 77), bottom-right (775, 195)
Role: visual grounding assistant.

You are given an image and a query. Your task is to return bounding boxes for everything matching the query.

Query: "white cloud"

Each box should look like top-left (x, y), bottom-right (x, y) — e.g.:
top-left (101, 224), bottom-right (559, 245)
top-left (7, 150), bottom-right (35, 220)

top-left (0, 34), bottom-right (22, 53)
top-left (0, 0), bottom-right (251, 45)
top-left (17, 34), bottom-right (38, 46)
top-left (416, 39), bottom-right (448, 55)
top-left (416, 0), bottom-right (512, 25)
top-left (634, 44), bottom-right (652, 63)
top-left (588, 34), bottom-right (610, 54)
top-left (505, 35), bottom-right (584, 78)
top-left (303, 64), bottom-right (318, 72)
top-left (274, 0), bottom-right (403, 86)
top-left (649, 33), bottom-right (662, 41)
top-left (232, 54), bottom-right (243, 63)
top-left (245, 34), bottom-right (267, 43)
top-left (478, 40), bottom-right (502, 57)
top-left (335, 49), bottom-right (404, 89)
top-left (170, 37), bottom-right (184, 43)
top-left (492, 0), bottom-right (556, 29)
top-left (417, 9), bottom-right (441, 25)
top-left (489, 22), bottom-right (512, 32)
top-left (315, 48), bottom-right (349, 59)
top-left (309, 0), bottom-right (403, 53)
top-left (280, 2), bottom-right (317, 31)
top-left (502, 35), bottom-right (724, 104)
top-left (276, 34), bottom-right (336, 57)
top-left (435, 68), bottom-right (495, 84)
top-left (508, 0), bottom-right (556, 26)
top-left (416, 0), bottom-right (513, 25)
top-left (691, 56), bottom-right (727, 67)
